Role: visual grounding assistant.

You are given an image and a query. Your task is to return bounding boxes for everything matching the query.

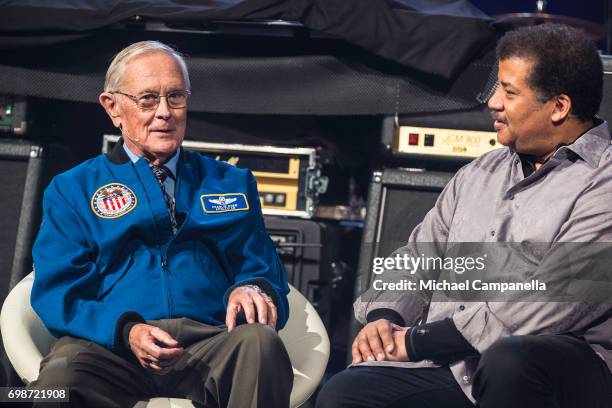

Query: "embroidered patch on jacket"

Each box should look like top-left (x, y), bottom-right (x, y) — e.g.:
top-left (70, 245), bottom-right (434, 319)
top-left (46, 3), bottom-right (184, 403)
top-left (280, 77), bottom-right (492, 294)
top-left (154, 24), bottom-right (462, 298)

top-left (91, 183), bottom-right (137, 219)
top-left (201, 193), bottom-right (249, 213)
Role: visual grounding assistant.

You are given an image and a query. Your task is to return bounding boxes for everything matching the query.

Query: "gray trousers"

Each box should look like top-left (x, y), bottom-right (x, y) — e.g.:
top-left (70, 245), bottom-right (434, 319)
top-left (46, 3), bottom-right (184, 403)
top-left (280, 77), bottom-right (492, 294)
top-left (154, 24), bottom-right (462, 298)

top-left (29, 318), bottom-right (293, 408)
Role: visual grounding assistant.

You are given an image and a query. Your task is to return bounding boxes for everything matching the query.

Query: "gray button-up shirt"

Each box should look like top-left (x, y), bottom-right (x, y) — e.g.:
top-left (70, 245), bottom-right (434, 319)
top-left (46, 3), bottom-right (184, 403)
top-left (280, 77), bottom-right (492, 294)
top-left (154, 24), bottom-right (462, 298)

top-left (354, 120), bottom-right (612, 403)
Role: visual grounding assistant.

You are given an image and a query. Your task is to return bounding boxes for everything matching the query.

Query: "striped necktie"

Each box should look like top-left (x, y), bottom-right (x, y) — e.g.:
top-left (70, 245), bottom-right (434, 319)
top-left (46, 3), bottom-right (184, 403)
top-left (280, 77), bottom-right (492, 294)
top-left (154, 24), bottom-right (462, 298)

top-left (150, 164), bottom-right (178, 234)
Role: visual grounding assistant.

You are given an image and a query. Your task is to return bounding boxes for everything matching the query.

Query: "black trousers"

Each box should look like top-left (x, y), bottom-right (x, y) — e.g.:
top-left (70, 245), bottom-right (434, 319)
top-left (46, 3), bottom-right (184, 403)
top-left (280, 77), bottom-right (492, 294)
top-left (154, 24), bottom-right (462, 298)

top-left (29, 319), bottom-right (293, 408)
top-left (316, 334), bottom-right (612, 408)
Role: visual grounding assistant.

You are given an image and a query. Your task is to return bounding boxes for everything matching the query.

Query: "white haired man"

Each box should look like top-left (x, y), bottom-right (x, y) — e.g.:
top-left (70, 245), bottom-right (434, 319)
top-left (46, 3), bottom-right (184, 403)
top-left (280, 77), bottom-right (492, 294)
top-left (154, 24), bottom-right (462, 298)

top-left (28, 41), bottom-right (293, 408)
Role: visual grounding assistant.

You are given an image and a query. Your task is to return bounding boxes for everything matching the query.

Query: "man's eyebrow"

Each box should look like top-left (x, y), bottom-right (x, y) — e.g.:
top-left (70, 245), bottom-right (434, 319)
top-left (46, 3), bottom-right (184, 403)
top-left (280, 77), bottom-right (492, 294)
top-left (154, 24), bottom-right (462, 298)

top-left (500, 80), bottom-right (516, 90)
top-left (138, 88), bottom-right (184, 94)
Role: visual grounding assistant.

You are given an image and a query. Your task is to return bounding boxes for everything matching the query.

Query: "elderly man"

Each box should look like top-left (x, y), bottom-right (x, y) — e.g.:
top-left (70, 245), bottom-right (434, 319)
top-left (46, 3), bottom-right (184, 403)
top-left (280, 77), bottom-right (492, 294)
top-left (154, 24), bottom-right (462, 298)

top-left (317, 24), bottom-right (612, 408)
top-left (28, 41), bottom-right (293, 408)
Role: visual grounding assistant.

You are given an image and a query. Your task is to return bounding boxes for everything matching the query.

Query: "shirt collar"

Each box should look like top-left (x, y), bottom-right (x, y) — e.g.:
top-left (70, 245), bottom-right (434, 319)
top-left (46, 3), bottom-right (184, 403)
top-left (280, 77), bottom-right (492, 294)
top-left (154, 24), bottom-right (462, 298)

top-left (509, 119), bottom-right (611, 169)
top-left (122, 142), bottom-right (179, 178)
top-left (563, 118), bottom-right (611, 168)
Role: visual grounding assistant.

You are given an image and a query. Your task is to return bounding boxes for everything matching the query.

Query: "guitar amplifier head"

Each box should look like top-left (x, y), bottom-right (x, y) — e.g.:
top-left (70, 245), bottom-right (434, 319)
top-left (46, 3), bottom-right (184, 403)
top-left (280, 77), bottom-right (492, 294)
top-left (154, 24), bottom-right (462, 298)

top-left (380, 114), bottom-right (500, 164)
top-left (102, 135), bottom-right (328, 218)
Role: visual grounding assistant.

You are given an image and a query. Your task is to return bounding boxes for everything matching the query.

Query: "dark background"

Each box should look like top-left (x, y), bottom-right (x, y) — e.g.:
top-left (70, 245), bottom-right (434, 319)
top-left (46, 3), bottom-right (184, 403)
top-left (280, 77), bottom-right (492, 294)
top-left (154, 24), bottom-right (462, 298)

top-left (1, 0), bottom-right (611, 401)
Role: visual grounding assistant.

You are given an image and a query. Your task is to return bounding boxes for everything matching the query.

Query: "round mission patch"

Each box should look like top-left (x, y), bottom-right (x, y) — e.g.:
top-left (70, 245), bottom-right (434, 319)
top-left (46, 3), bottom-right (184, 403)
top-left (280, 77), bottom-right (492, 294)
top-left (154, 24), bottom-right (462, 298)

top-left (90, 183), bottom-right (137, 219)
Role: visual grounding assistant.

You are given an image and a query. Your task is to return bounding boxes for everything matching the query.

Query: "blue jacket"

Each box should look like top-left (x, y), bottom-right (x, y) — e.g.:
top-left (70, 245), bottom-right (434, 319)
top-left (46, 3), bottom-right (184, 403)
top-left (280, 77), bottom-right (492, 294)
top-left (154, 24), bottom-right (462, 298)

top-left (31, 140), bottom-right (289, 351)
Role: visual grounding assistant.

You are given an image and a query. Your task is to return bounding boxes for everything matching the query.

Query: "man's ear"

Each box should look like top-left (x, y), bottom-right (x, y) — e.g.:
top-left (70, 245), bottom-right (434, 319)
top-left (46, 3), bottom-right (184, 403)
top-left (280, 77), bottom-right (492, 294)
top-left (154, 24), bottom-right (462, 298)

top-left (99, 92), bottom-right (122, 128)
top-left (551, 94), bottom-right (572, 123)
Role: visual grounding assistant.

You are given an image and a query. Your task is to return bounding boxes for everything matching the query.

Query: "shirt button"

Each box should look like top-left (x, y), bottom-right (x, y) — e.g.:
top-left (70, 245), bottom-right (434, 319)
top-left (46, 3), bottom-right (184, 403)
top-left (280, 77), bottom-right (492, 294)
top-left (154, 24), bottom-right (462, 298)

top-left (490, 230), bottom-right (495, 236)
top-left (161, 260), bottom-right (167, 270)
top-left (459, 305), bottom-right (465, 311)
top-left (462, 375), bottom-right (470, 384)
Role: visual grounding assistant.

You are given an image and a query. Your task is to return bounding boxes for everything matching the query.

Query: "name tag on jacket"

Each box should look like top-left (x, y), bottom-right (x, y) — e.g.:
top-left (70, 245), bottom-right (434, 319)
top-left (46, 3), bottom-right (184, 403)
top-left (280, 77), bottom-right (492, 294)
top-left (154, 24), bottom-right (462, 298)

top-left (201, 193), bottom-right (249, 213)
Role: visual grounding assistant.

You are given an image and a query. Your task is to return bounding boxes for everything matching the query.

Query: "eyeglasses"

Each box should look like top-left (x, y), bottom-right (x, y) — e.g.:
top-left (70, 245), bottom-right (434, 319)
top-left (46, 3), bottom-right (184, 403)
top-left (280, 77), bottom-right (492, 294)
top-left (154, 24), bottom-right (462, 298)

top-left (112, 90), bottom-right (191, 110)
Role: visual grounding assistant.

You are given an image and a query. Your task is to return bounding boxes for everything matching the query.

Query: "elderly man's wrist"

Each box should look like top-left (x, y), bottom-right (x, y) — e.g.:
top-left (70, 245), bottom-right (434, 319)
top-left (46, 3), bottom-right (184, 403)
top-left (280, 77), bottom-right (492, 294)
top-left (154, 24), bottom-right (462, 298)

top-left (242, 284), bottom-right (262, 292)
top-left (115, 312), bottom-right (145, 359)
top-left (238, 279), bottom-right (280, 308)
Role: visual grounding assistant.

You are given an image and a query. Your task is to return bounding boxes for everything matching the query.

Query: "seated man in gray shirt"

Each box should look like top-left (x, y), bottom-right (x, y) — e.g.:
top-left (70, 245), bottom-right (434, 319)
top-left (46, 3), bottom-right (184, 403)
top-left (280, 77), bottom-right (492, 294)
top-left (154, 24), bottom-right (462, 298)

top-left (317, 24), bottom-right (612, 408)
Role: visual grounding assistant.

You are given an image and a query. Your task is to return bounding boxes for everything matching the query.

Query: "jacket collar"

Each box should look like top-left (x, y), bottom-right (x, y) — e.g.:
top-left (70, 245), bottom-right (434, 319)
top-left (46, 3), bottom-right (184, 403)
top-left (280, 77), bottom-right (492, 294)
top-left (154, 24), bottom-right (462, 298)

top-left (106, 137), bottom-right (131, 164)
top-left (106, 137), bottom-right (188, 166)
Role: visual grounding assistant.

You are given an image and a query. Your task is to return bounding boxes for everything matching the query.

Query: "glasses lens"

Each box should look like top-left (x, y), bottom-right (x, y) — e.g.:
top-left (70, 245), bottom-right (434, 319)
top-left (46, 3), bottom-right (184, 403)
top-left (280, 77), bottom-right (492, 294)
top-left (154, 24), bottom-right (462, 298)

top-left (138, 94), bottom-right (159, 110)
top-left (167, 91), bottom-right (188, 108)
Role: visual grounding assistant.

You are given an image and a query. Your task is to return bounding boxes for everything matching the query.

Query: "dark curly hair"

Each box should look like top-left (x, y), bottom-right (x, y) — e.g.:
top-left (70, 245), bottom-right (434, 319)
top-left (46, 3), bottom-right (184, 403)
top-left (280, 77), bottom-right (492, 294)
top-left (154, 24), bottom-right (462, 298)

top-left (496, 23), bottom-right (603, 122)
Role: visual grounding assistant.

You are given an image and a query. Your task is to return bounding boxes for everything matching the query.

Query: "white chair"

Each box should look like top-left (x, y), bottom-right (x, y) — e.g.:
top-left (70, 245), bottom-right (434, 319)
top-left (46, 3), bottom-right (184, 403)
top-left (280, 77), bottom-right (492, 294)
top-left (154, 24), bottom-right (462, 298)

top-left (1, 273), bottom-right (329, 407)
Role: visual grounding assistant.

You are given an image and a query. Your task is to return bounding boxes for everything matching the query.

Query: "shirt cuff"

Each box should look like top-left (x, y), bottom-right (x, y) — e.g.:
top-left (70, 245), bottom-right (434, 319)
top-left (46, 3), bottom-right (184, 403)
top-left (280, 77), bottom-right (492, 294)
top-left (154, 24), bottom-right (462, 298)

top-left (406, 318), bottom-right (479, 364)
top-left (366, 308), bottom-right (406, 327)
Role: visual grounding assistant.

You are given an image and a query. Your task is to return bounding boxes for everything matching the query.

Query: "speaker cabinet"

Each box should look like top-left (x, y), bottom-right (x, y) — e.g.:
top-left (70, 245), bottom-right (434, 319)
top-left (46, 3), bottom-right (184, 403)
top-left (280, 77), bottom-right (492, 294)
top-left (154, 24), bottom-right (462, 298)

top-left (348, 168), bottom-right (454, 359)
top-left (263, 216), bottom-right (343, 326)
top-left (0, 140), bottom-right (46, 300)
top-left (355, 168), bottom-right (454, 294)
top-left (0, 140), bottom-right (76, 386)
top-left (264, 216), bottom-right (361, 373)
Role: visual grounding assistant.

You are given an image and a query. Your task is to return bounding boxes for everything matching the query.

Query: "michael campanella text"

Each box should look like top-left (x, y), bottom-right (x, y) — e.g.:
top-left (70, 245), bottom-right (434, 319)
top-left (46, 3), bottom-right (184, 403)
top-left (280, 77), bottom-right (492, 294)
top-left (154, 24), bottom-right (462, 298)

top-left (372, 279), bottom-right (547, 292)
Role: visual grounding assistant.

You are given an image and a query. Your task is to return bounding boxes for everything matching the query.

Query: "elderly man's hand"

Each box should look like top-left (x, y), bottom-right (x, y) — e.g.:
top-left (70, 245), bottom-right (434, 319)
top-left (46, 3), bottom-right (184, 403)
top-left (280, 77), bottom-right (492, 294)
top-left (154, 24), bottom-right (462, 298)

top-left (129, 323), bottom-right (184, 375)
top-left (226, 285), bottom-right (277, 332)
top-left (351, 319), bottom-right (409, 364)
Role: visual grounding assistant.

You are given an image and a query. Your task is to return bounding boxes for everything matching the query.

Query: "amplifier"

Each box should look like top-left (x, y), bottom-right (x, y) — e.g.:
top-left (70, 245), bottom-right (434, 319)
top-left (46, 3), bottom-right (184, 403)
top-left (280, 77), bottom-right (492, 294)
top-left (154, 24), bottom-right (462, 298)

top-left (102, 135), bottom-right (328, 218)
top-left (264, 215), bottom-right (359, 373)
top-left (0, 95), bottom-right (27, 135)
top-left (264, 216), bottom-right (341, 328)
top-left (355, 168), bottom-right (454, 294)
top-left (0, 139), bottom-right (77, 387)
top-left (348, 167), bottom-right (454, 361)
top-left (0, 140), bottom-right (45, 388)
top-left (381, 116), bottom-right (500, 162)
